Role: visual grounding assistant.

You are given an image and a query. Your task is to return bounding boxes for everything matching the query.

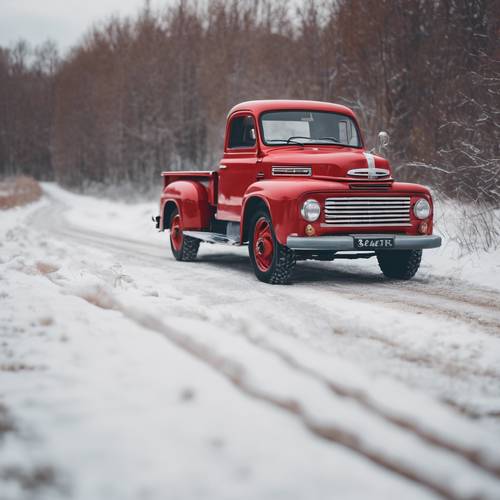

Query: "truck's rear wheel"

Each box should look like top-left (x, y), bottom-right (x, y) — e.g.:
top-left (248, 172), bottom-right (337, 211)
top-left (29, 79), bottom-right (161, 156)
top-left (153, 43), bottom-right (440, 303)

top-left (376, 249), bottom-right (422, 280)
top-left (169, 208), bottom-right (200, 261)
top-left (249, 210), bottom-right (296, 284)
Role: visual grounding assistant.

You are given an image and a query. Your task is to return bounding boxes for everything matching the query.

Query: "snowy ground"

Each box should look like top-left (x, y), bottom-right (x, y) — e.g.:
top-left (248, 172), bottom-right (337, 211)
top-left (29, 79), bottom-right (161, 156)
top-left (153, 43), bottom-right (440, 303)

top-left (1, 183), bottom-right (499, 500)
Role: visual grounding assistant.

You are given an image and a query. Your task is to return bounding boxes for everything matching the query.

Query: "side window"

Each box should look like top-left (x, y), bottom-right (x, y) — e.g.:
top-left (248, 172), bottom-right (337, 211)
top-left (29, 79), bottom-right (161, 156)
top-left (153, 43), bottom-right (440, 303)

top-left (228, 115), bottom-right (256, 149)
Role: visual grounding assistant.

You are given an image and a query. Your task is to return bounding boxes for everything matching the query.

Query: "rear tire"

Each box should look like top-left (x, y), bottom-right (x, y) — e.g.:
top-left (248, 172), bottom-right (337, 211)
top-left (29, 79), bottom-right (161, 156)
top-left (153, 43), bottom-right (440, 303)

top-left (169, 208), bottom-right (200, 261)
top-left (376, 249), bottom-right (422, 280)
top-left (249, 209), bottom-right (296, 284)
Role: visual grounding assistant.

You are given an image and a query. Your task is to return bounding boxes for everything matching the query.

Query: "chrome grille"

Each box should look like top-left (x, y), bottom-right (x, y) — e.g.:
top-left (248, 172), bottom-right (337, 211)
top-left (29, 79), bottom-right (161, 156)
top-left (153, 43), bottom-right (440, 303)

top-left (323, 196), bottom-right (411, 227)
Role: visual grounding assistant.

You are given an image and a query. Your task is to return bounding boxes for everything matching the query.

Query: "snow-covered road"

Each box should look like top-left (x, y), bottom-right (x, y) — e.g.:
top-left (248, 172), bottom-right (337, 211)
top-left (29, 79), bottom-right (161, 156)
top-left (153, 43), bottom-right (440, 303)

top-left (1, 183), bottom-right (500, 500)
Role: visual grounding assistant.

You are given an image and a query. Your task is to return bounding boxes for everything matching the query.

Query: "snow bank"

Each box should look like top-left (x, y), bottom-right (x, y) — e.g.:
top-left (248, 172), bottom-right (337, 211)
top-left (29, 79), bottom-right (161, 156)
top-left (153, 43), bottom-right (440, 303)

top-left (1, 183), bottom-right (500, 499)
top-left (0, 188), bottom-right (438, 500)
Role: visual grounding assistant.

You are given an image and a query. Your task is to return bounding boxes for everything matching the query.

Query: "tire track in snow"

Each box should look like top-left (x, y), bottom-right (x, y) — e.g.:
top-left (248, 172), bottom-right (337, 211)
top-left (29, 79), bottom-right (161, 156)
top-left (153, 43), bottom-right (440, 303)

top-left (32, 195), bottom-right (500, 408)
top-left (35, 193), bottom-right (500, 336)
top-left (224, 326), bottom-right (500, 478)
top-left (295, 260), bottom-right (499, 311)
top-left (47, 221), bottom-right (500, 384)
top-left (292, 264), bottom-right (500, 336)
top-left (262, 296), bottom-right (500, 383)
top-left (80, 299), bottom-right (500, 500)
top-left (30, 194), bottom-right (500, 498)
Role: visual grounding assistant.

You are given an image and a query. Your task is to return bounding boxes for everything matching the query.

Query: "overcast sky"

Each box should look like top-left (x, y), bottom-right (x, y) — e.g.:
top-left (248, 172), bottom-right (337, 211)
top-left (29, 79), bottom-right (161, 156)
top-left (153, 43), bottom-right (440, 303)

top-left (0, 0), bottom-right (166, 53)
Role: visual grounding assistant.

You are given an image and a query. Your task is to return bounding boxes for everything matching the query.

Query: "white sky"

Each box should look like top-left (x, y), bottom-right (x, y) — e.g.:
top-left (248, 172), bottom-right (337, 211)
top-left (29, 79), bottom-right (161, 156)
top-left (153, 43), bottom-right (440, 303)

top-left (0, 0), bottom-right (166, 53)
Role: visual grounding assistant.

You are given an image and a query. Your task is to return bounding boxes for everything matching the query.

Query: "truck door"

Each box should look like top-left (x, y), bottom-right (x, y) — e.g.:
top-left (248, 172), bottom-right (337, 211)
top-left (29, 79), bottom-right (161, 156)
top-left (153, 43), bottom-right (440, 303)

top-left (217, 113), bottom-right (260, 221)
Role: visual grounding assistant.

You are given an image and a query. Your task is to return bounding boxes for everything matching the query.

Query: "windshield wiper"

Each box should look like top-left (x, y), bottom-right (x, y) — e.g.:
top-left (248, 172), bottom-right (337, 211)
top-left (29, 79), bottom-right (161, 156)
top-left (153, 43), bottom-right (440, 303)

top-left (287, 136), bottom-right (311, 145)
top-left (287, 136), bottom-right (343, 145)
top-left (266, 138), bottom-right (304, 147)
top-left (316, 137), bottom-right (341, 143)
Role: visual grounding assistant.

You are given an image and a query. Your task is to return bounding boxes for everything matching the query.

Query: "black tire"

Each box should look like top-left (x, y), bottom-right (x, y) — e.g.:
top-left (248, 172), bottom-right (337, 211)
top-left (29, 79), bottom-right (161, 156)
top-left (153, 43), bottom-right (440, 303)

top-left (169, 209), bottom-right (200, 261)
top-left (248, 209), bottom-right (296, 284)
top-left (376, 249), bottom-right (422, 280)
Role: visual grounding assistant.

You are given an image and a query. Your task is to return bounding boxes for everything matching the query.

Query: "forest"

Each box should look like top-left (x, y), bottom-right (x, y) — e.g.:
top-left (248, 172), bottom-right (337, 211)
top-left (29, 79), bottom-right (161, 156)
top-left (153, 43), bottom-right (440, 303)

top-left (0, 0), bottom-right (498, 205)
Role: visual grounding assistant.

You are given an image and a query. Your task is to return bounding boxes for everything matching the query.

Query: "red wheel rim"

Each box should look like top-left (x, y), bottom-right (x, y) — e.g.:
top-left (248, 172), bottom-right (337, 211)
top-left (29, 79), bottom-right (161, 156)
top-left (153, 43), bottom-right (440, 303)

top-left (170, 214), bottom-right (183, 251)
top-left (253, 217), bottom-right (274, 272)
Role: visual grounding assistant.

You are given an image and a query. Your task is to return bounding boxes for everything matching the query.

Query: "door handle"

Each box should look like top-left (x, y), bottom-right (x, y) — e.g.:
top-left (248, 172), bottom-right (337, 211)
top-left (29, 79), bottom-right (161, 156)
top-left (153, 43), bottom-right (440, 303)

top-left (219, 165), bottom-right (227, 170)
top-left (256, 172), bottom-right (265, 179)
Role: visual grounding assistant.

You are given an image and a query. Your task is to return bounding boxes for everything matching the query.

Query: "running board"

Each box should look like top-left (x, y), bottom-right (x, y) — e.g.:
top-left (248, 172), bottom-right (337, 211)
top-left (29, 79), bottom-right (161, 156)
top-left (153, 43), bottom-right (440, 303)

top-left (183, 231), bottom-right (239, 245)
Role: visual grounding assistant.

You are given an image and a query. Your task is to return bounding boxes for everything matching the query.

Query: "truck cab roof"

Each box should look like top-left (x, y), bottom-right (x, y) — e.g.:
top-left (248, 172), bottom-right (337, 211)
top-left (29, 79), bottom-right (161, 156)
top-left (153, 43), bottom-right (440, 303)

top-left (228, 100), bottom-right (356, 119)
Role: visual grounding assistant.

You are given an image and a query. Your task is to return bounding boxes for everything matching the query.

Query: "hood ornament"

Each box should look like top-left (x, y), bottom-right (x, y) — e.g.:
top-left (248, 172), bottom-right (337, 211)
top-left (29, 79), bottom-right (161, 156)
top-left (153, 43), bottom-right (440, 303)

top-left (349, 152), bottom-right (390, 179)
top-left (347, 168), bottom-right (390, 179)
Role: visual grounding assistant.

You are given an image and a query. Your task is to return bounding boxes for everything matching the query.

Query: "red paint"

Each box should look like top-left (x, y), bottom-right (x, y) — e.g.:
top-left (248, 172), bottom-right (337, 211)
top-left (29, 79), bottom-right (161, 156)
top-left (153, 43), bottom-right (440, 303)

top-left (159, 100), bottom-right (435, 245)
top-left (160, 179), bottom-right (211, 231)
top-left (253, 217), bottom-right (274, 272)
top-left (170, 213), bottom-right (183, 251)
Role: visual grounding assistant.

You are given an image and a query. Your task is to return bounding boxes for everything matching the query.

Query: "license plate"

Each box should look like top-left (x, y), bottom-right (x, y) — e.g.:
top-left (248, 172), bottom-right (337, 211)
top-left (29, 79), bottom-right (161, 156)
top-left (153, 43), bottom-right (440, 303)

top-left (354, 237), bottom-right (394, 249)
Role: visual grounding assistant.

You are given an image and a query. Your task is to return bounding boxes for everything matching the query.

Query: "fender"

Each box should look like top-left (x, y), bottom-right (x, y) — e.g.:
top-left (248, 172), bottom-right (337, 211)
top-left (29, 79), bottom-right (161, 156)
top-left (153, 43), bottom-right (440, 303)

top-left (160, 180), bottom-right (210, 231)
top-left (241, 178), bottom-right (346, 245)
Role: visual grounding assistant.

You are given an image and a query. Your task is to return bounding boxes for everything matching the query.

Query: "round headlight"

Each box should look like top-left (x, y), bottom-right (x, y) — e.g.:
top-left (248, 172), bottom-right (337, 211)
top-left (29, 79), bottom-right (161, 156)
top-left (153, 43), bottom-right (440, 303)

top-left (301, 199), bottom-right (321, 222)
top-left (413, 198), bottom-right (431, 220)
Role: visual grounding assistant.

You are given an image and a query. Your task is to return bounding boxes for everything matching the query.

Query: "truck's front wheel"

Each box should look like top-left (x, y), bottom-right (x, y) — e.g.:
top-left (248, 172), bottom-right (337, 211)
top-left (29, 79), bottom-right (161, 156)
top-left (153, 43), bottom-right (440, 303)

top-left (169, 209), bottom-right (200, 261)
top-left (376, 249), bottom-right (422, 280)
top-left (249, 210), bottom-right (296, 284)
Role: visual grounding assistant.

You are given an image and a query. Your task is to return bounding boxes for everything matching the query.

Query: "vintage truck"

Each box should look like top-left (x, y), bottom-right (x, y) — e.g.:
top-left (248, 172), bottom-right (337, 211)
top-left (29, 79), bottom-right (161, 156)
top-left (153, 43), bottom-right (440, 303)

top-left (155, 100), bottom-right (441, 284)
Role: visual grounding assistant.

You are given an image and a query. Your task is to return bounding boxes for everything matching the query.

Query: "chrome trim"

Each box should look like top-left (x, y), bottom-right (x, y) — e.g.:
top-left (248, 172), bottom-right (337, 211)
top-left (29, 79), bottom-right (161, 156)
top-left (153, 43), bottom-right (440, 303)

top-left (321, 222), bottom-right (412, 227)
top-left (272, 166), bottom-right (312, 176)
top-left (287, 234), bottom-right (442, 251)
top-left (324, 196), bottom-right (411, 227)
top-left (183, 231), bottom-right (239, 245)
top-left (325, 214), bottom-right (409, 218)
top-left (325, 197), bottom-right (409, 201)
top-left (347, 167), bottom-right (390, 178)
top-left (364, 152), bottom-right (376, 178)
top-left (324, 209), bottom-right (409, 214)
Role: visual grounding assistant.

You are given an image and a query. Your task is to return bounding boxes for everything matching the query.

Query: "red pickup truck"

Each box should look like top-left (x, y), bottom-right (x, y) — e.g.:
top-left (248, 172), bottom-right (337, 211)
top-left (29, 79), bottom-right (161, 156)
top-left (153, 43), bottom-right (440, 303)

top-left (155, 100), bottom-right (441, 284)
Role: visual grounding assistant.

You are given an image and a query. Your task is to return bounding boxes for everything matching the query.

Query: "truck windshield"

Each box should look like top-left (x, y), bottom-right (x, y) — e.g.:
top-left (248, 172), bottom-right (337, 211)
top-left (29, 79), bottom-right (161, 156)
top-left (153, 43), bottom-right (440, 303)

top-left (260, 110), bottom-right (361, 147)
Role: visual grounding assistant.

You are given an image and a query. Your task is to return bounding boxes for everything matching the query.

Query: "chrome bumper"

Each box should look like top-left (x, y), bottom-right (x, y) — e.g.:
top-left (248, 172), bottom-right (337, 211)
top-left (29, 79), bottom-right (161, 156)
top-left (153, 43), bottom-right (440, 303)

top-left (286, 234), bottom-right (442, 251)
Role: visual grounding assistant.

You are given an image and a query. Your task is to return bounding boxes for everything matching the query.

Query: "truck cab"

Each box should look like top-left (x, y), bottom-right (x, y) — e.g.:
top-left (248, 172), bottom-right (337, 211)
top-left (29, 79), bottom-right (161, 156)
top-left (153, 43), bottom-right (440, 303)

top-left (156, 100), bottom-right (441, 284)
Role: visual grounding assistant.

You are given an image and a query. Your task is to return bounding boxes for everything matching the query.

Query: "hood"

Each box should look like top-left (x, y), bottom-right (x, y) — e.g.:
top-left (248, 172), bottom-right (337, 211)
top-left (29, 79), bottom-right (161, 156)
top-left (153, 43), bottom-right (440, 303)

top-left (262, 147), bottom-right (392, 180)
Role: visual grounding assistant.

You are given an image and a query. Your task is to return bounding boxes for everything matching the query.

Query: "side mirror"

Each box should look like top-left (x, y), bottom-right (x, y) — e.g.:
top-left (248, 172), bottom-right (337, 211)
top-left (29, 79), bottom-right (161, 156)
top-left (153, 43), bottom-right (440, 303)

top-left (378, 131), bottom-right (390, 150)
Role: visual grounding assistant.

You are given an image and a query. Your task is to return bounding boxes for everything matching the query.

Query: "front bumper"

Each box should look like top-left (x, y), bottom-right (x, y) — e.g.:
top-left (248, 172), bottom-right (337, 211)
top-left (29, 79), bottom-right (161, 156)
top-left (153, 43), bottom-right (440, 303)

top-left (286, 234), bottom-right (442, 251)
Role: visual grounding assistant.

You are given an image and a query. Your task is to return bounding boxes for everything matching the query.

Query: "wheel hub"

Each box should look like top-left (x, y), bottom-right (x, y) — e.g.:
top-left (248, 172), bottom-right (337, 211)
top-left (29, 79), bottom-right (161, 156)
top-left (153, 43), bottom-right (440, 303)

top-left (256, 239), bottom-right (265, 255)
top-left (170, 214), bottom-right (183, 252)
top-left (253, 217), bottom-right (274, 273)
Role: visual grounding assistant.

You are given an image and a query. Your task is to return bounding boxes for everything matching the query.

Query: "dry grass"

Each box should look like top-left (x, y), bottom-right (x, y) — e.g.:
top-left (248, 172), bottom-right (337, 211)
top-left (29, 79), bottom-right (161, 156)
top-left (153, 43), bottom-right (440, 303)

top-left (434, 195), bottom-right (500, 253)
top-left (35, 261), bottom-right (59, 275)
top-left (0, 363), bottom-right (39, 372)
top-left (0, 176), bottom-right (42, 209)
top-left (0, 464), bottom-right (61, 492)
top-left (78, 285), bottom-right (118, 310)
top-left (39, 316), bottom-right (54, 326)
top-left (0, 403), bottom-right (15, 438)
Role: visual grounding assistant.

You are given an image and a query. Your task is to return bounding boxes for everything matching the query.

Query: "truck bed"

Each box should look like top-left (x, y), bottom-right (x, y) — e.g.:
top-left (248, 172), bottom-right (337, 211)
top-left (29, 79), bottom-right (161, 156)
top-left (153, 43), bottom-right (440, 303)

top-left (161, 170), bottom-right (218, 206)
top-left (161, 170), bottom-right (215, 182)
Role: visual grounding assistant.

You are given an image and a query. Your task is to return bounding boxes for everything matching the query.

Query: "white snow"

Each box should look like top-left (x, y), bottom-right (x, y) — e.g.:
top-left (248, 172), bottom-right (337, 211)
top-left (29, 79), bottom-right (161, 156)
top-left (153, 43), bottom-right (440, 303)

top-left (1, 183), bottom-right (500, 499)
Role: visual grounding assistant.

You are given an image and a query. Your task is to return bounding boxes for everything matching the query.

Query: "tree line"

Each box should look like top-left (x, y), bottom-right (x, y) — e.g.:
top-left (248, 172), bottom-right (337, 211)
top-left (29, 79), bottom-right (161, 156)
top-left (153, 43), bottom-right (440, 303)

top-left (0, 0), bottom-right (498, 203)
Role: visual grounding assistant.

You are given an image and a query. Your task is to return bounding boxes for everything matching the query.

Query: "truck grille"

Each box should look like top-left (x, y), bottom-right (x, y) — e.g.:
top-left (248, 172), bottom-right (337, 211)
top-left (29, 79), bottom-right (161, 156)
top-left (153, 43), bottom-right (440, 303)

top-left (323, 196), bottom-right (411, 227)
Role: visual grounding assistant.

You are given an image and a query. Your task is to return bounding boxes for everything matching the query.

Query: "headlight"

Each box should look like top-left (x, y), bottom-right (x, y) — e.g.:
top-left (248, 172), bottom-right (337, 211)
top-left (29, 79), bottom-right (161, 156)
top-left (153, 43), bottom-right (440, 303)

top-left (301, 199), bottom-right (321, 222)
top-left (413, 198), bottom-right (431, 220)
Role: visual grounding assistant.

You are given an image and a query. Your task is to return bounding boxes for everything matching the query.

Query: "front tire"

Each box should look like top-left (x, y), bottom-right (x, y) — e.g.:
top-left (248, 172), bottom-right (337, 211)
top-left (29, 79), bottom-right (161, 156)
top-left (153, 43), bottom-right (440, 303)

top-left (249, 209), bottom-right (296, 284)
top-left (376, 249), bottom-right (422, 280)
top-left (169, 209), bottom-right (200, 261)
